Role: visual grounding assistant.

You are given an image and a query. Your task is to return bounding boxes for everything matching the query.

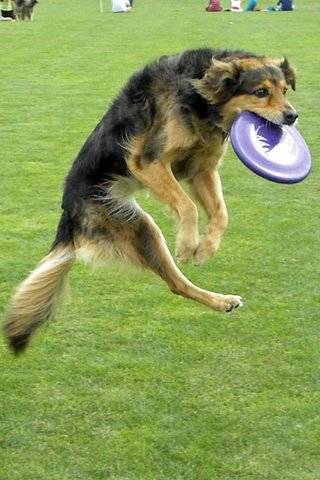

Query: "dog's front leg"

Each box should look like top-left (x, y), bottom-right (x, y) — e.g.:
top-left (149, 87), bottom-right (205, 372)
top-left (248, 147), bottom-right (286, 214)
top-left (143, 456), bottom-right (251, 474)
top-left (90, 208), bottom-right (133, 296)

top-left (128, 158), bottom-right (199, 262)
top-left (190, 168), bottom-right (228, 265)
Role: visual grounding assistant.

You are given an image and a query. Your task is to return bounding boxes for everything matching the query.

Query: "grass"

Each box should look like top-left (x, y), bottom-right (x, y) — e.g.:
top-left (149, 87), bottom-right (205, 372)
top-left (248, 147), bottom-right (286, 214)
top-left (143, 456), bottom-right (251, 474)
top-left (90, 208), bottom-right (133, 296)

top-left (1, 1), bottom-right (319, 478)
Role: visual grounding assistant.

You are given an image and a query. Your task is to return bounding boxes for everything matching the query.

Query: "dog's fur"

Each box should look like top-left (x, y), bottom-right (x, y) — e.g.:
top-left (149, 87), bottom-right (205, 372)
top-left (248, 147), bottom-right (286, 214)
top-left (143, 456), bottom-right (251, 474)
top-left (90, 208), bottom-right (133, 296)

top-left (13, 0), bottom-right (38, 21)
top-left (4, 48), bottom-right (297, 354)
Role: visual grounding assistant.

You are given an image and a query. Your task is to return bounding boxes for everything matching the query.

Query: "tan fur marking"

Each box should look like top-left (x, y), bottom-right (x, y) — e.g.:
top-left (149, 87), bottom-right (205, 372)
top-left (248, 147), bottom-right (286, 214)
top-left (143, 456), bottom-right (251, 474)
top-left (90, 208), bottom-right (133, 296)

top-left (127, 157), bottom-right (199, 262)
top-left (190, 169), bottom-right (228, 265)
top-left (236, 57), bottom-right (267, 70)
top-left (165, 117), bottom-right (198, 151)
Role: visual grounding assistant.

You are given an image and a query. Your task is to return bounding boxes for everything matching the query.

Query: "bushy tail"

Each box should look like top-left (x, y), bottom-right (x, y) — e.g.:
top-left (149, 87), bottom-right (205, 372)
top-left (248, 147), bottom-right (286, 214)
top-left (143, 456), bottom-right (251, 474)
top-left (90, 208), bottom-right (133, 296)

top-left (4, 243), bottom-right (75, 355)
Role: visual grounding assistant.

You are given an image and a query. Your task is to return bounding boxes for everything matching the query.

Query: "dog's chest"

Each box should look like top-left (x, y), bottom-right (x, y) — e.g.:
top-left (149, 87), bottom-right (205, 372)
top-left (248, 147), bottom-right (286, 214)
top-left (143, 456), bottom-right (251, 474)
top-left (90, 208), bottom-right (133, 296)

top-left (172, 137), bottom-right (227, 179)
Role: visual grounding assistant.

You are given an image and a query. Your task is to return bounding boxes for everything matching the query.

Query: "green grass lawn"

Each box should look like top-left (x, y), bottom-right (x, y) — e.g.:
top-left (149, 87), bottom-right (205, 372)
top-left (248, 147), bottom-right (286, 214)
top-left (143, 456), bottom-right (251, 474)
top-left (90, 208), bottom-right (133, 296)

top-left (1, 1), bottom-right (319, 478)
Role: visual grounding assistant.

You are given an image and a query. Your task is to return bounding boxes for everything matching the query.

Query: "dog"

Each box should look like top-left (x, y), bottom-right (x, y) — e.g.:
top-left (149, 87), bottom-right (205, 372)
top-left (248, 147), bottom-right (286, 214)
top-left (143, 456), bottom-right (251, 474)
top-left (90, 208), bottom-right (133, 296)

top-left (13, 0), bottom-right (38, 21)
top-left (4, 48), bottom-right (297, 354)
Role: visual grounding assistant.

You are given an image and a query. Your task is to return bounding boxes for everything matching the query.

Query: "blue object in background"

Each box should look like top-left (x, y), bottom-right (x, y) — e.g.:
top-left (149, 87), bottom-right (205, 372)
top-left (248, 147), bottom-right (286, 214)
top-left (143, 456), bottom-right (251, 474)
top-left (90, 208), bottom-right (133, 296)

top-left (245, 0), bottom-right (257, 11)
top-left (280, 0), bottom-right (294, 10)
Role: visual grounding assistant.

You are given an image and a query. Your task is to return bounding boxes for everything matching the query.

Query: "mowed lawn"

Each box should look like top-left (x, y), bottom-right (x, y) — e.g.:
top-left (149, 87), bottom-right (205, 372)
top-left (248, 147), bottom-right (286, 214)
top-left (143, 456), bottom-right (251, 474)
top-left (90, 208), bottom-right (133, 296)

top-left (0, 1), bottom-right (319, 479)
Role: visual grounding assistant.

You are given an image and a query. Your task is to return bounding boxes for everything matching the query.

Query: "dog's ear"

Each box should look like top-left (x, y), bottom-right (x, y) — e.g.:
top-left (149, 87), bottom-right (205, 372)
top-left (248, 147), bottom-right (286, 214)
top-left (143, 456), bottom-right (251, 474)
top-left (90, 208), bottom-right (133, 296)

top-left (191, 59), bottom-right (242, 105)
top-left (278, 57), bottom-right (296, 90)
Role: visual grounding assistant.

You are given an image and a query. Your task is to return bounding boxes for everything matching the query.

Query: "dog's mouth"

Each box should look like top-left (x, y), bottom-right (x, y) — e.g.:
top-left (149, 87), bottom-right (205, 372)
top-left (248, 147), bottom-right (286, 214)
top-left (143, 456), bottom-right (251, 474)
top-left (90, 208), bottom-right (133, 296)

top-left (251, 110), bottom-right (299, 127)
top-left (218, 106), bottom-right (298, 134)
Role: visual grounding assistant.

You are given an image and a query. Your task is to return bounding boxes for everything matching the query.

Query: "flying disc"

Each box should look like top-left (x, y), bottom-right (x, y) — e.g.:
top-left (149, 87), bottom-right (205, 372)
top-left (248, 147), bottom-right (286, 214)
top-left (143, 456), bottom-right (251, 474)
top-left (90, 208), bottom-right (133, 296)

top-left (230, 111), bottom-right (312, 184)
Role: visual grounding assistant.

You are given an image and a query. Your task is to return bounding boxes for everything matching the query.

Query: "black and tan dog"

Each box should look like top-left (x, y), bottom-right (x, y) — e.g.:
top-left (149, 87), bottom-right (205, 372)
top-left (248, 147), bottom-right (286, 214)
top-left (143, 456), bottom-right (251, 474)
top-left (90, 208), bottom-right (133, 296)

top-left (4, 48), bottom-right (297, 353)
top-left (13, 0), bottom-right (38, 21)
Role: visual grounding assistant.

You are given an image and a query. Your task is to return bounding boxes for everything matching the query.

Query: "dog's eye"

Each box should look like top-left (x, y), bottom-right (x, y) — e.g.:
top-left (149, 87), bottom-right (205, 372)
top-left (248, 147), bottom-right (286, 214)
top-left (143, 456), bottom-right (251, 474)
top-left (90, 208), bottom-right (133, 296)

top-left (254, 88), bottom-right (269, 98)
top-left (283, 87), bottom-right (288, 95)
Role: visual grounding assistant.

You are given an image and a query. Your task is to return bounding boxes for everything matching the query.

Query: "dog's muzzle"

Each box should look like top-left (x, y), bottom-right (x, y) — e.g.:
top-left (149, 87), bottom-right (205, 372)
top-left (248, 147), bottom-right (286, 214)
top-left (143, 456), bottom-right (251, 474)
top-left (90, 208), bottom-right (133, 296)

top-left (282, 109), bottom-right (298, 126)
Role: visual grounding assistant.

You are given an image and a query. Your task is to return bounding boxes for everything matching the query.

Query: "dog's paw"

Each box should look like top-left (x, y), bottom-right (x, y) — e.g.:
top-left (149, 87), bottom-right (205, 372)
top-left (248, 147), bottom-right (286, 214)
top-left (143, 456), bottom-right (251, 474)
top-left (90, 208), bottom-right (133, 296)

top-left (175, 237), bottom-right (199, 263)
top-left (208, 293), bottom-right (244, 312)
top-left (176, 244), bottom-right (197, 263)
top-left (193, 236), bottom-right (221, 266)
top-left (219, 294), bottom-right (244, 312)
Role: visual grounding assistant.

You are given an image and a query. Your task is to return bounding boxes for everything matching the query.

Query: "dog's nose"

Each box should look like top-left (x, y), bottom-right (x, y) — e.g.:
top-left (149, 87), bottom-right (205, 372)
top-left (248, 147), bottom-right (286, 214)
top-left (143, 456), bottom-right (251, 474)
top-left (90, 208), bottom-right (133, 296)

top-left (283, 110), bottom-right (298, 126)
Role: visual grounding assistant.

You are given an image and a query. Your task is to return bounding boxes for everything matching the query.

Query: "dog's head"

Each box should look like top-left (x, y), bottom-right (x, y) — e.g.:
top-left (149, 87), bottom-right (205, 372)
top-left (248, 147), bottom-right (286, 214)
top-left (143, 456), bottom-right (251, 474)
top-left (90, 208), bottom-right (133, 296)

top-left (192, 55), bottom-right (297, 131)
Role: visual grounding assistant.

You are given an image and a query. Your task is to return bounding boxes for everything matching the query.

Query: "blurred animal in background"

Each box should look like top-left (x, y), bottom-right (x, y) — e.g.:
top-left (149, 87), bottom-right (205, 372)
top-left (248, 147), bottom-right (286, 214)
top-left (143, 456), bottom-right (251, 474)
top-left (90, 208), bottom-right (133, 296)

top-left (13, 0), bottom-right (38, 20)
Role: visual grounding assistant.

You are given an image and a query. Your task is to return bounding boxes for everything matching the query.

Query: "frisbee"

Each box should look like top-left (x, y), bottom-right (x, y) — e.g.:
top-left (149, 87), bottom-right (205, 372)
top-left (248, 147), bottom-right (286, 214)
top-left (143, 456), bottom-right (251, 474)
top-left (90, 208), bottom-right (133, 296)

top-left (230, 111), bottom-right (312, 184)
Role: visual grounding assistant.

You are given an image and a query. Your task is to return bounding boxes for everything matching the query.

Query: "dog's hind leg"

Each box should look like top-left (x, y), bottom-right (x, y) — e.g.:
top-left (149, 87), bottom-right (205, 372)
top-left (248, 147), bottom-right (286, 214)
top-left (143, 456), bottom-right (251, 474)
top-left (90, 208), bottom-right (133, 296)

top-left (122, 212), bottom-right (243, 313)
top-left (190, 169), bottom-right (229, 265)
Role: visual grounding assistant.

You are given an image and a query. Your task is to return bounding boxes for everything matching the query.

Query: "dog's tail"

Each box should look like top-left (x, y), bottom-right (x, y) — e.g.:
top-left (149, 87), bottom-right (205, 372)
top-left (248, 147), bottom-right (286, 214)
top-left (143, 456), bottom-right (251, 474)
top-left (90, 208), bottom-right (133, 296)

top-left (4, 212), bottom-right (75, 355)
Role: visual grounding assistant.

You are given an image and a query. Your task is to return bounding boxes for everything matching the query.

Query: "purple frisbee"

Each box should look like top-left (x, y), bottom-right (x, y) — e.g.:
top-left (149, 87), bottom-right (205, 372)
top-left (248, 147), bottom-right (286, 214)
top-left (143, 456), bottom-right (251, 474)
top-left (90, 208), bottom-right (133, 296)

top-left (230, 112), bottom-right (312, 184)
